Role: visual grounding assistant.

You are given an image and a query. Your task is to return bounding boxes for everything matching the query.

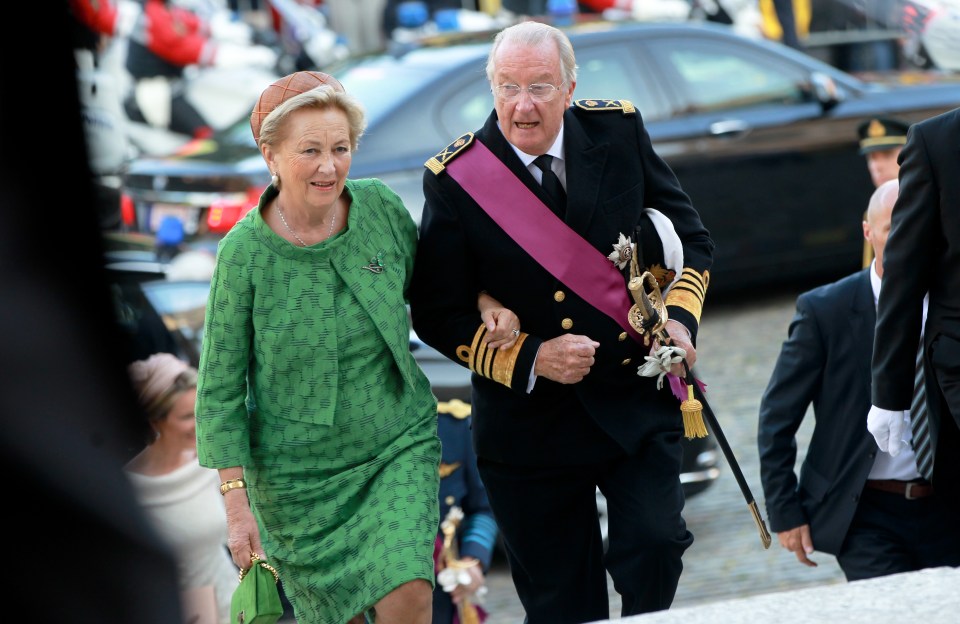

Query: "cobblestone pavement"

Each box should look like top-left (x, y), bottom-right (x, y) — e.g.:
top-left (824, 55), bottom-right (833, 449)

top-left (479, 287), bottom-right (848, 623)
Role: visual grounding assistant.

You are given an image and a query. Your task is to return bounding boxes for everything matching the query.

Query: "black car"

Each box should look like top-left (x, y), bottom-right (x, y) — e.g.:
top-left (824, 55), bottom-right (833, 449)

top-left (121, 18), bottom-right (960, 296)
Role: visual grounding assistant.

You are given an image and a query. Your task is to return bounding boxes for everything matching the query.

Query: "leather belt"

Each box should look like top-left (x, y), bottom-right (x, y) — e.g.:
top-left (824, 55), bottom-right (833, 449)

top-left (864, 479), bottom-right (935, 500)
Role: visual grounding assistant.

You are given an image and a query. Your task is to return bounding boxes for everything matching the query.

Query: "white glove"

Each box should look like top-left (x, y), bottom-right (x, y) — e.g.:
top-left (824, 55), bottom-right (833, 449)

top-left (212, 43), bottom-right (278, 70)
top-left (867, 405), bottom-right (908, 457)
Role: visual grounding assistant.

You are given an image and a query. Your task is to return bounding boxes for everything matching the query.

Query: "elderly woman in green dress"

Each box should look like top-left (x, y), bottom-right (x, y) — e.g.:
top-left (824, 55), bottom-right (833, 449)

top-left (196, 71), bottom-right (518, 624)
top-left (197, 70), bottom-right (438, 624)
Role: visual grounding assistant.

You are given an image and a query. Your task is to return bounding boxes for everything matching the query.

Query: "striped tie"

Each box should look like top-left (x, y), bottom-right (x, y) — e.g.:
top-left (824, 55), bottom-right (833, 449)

top-left (911, 342), bottom-right (934, 481)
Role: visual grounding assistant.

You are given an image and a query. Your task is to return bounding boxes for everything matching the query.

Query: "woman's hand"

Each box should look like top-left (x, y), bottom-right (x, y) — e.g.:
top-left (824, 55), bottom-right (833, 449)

top-left (224, 492), bottom-right (264, 569)
top-left (478, 291), bottom-right (521, 350)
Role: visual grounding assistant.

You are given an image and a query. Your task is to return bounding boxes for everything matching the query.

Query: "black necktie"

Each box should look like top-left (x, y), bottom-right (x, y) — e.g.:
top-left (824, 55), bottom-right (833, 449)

top-left (911, 342), bottom-right (934, 481)
top-left (533, 154), bottom-right (566, 219)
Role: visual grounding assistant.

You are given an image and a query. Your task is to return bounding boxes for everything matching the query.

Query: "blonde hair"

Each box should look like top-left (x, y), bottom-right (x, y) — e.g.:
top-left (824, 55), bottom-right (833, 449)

top-left (258, 85), bottom-right (367, 151)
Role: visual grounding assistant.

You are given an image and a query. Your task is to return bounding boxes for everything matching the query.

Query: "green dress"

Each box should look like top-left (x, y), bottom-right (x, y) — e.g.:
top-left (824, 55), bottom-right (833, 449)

top-left (196, 179), bottom-right (440, 623)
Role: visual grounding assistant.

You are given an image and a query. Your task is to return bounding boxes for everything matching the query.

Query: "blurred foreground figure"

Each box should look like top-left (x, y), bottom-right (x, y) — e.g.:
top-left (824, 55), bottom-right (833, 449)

top-left (2, 3), bottom-right (182, 621)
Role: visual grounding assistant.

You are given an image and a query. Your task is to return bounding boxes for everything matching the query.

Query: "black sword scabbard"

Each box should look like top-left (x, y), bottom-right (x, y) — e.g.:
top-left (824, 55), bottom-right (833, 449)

top-left (683, 363), bottom-right (772, 549)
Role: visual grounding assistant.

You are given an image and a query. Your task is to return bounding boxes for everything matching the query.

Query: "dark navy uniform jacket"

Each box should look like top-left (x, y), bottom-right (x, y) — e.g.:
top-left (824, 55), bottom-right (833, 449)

top-left (410, 102), bottom-right (714, 465)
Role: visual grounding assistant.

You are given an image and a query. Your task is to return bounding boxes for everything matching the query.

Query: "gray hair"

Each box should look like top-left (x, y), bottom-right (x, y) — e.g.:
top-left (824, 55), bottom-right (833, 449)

top-left (258, 85), bottom-right (367, 151)
top-left (485, 21), bottom-right (578, 86)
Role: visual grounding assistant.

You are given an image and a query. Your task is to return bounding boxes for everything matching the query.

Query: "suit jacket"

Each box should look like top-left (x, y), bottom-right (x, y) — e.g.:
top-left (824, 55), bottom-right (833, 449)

top-left (758, 269), bottom-right (878, 555)
top-left (872, 106), bottom-right (960, 491)
top-left (410, 104), bottom-right (714, 465)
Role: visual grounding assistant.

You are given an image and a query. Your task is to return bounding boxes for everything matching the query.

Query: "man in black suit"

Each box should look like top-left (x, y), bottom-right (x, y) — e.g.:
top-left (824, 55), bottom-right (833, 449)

top-left (409, 20), bottom-right (713, 622)
top-left (758, 179), bottom-right (960, 581)
top-left (870, 106), bottom-right (960, 500)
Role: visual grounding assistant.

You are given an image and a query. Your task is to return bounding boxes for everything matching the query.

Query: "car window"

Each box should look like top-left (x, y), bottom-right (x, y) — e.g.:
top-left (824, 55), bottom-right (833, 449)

top-left (437, 65), bottom-right (495, 138)
top-left (573, 46), bottom-right (669, 121)
top-left (649, 37), bottom-right (809, 113)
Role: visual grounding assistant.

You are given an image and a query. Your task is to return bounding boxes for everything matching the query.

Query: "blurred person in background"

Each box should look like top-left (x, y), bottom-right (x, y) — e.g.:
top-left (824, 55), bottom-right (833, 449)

top-left (870, 106), bottom-right (960, 501)
top-left (758, 179), bottom-right (960, 581)
top-left (69, 0), bottom-right (278, 140)
top-left (764, 0), bottom-right (809, 48)
top-left (433, 402), bottom-right (500, 624)
top-left (125, 353), bottom-right (238, 623)
top-left (856, 116), bottom-right (908, 267)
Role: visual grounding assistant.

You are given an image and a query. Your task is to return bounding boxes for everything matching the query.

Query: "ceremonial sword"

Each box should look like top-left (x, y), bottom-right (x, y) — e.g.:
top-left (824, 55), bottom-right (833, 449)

top-left (627, 234), bottom-right (772, 550)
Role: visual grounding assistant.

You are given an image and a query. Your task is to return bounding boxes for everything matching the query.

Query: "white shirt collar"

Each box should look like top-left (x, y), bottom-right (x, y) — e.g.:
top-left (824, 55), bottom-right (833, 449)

top-left (497, 122), bottom-right (566, 168)
top-left (870, 259), bottom-right (882, 306)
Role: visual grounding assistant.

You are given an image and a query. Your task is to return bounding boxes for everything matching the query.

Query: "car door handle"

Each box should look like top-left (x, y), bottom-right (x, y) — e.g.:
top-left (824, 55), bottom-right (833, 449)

top-left (709, 119), bottom-right (750, 137)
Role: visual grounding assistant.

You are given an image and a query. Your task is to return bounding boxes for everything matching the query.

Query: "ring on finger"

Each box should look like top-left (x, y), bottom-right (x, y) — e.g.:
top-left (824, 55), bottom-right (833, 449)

top-left (512, 328), bottom-right (520, 337)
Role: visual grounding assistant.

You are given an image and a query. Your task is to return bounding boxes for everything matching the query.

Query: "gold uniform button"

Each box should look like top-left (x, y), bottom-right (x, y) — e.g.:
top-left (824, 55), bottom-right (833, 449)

top-left (554, 290), bottom-right (566, 302)
top-left (621, 358), bottom-right (632, 366)
top-left (618, 332), bottom-right (628, 342)
top-left (561, 318), bottom-right (574, 330)
top-left (445, 496), bottom-right (455, 505)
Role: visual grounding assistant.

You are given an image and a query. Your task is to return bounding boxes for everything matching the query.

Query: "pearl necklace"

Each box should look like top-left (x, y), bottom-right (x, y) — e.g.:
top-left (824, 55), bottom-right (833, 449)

top-left (276, 202), bottom-right (336, 247)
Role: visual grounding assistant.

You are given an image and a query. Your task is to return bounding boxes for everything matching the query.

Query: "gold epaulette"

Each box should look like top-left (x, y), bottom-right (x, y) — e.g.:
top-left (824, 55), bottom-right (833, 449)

top-left (456, 325), bottom-right (528, 388)
top-left (425, 132), bottom-right (475, 175)
top-left (438, 398), bottom-right (471, 419)
top-left (665, 268), bottom-right (710, 324)
top-left (574, 99), bottom-right (636, 115)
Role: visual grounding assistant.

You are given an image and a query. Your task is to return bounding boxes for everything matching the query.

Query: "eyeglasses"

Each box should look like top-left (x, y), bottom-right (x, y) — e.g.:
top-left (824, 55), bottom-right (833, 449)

top-left (493, 82), bottom-right (565, 103)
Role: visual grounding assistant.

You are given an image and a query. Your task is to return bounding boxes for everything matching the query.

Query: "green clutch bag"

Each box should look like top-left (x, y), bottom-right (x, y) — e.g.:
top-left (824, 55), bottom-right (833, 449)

top-left (230, 552), bottom-right (284, 624)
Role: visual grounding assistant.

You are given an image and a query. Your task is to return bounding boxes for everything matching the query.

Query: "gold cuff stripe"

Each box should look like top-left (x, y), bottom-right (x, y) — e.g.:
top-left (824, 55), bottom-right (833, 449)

top-left (666, 269), bottom-right (708, 323)
top-left (679, 267), bottom-right (707, 289)
top-left (666, 288), bottom-right (705, 324)
top-left (674, 274), bottom-right (705, 300)
top-left (492, 334), bottom-right (527, 386)
top-left (456, 325), bottom-right (528, 388)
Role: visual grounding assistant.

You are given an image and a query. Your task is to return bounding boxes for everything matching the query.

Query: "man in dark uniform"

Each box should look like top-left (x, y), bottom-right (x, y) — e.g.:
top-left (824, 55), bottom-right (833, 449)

top-left (758, 179), bottom-right (960, 581)
top-left (409, 20), bottom-right (714, 622)
top-left (857, 116), bottom-right (908, 267)
top-left (858, 116), bottom-right (909, 190)
top-left (432, 398), bottom-right (499, 623)
top-left (869, 106), bottom-right (960, 500)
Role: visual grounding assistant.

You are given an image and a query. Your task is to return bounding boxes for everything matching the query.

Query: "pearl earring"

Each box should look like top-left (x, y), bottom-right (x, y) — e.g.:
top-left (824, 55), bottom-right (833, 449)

top-left (271, 172), bottom-right (280, 189)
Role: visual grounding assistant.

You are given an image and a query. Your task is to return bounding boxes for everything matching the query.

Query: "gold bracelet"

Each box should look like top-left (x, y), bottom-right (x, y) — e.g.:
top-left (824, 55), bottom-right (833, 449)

top-left (220, 478), bottom-right (247, 496)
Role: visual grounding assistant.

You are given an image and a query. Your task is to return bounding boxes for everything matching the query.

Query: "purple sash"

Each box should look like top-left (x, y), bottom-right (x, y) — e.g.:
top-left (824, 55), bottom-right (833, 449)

top-left (445, 139), bottom-right (645, 344)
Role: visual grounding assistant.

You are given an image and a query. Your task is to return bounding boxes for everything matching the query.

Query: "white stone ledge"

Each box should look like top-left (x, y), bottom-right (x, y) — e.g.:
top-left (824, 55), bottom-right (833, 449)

top-left (614, 567), bottom-right (960, 624)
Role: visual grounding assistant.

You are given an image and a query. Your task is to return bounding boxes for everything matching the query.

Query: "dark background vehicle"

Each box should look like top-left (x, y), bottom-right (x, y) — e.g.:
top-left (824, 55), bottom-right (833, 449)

top-left (121, 18), bottom-right (959, 297)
